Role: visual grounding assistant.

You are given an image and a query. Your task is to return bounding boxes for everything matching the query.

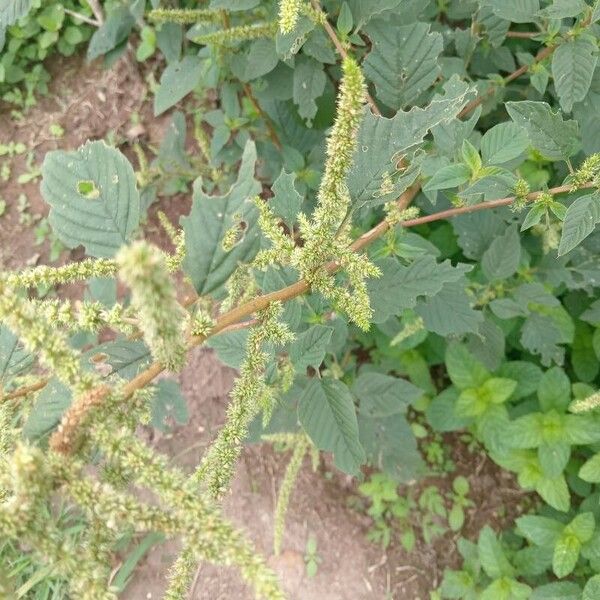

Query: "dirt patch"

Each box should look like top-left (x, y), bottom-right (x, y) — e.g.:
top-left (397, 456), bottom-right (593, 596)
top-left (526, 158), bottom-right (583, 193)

top-left (0, 51), bottom-right (169, 271)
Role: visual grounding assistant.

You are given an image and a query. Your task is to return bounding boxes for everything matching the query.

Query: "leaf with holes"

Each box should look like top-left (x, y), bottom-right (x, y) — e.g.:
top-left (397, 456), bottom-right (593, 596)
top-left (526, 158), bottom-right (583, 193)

top-left (41, 141), bottom-right (140, 258)
top-left (363, 21), bottom-right (443, 110)
top-left (182, 141), bottom-right (261, 298)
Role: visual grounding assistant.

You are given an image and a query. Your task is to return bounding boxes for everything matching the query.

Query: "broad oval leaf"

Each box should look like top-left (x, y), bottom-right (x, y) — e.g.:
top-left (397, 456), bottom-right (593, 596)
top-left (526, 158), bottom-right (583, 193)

top-left (41, 141), bottom-right (141, 258)
top-left (558, 192), bottom-right (600, 256)
top-left (298, 378), bottom-right (365, 475)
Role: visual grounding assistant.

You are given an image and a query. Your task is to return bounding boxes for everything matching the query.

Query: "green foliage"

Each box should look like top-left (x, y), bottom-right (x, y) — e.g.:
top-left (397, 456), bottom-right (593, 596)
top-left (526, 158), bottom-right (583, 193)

top-left (3, 0), bottom-right (600, 598)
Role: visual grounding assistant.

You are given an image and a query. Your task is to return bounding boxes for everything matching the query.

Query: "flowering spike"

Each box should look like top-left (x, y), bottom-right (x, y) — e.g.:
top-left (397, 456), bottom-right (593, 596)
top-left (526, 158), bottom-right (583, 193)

top-left (278, 0), bottom-right (303, 34)
top-left (117, 241), bottom-right (187, 372)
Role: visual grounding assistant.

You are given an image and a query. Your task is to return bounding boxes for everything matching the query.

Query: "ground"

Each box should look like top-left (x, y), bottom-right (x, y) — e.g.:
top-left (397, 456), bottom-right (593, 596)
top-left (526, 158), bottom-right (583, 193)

top-left (0, 53), bottom-right (524, 599)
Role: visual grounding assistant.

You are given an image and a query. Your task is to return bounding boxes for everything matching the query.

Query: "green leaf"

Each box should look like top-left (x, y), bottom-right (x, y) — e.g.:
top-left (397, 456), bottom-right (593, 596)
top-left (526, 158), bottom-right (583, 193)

top-left (232, 39), bottom-right (279, 81)
top-left (461, 139), bottom-right (482, 175)
top-left (348, 77), bottom-right (472, 208)
top-left (531, 582), bottom-right (581, 600)
top-left (423, 164), bottom-right (471, 192)
top-left (481, 123), bottom-right (529, 165)
top-left (23, 378), bottom-right (70, 440)
top-left (270, 169), bottom-right (302, 227)
top-left (292, 56), bottom-right (326, 124)
top-left (538, 366), bottom-right (571, 412)
top-left (363, 21), bottom-right (443, 109)
top-left (486, 0), bottom-right (541, 23)
top-left (337, 2), bottom-right (353, 36)
top-left (481, 578), bottom-right (531, 600)
top-left (154, 56), bottom-right (205, 116)
top-left (483, 378), bottom-right (518, 404)
top-left (416, 281), bottom-right (483, 336)
top-left (182, 141), bottom-right (261, 298)
top-left (498, 361), bottom-right (542, 400)
top-left (539, 0), bottom-right (587, 18)
top-left (506, 101), bottom-right (579, 160)
top-left (289, 325), bottom-right (333, 372)
top-left (478, 526), bottom-right (514, 579)
top-left (583, 575), bottom-right (600, 600)
top-left (558, 192), bottom-right (600, 256)
top-left (0, 325), bottom-right (33, 382)
top-left (41, 141), bottom-right (140, 258)
top-left (553, 533), bottom-right (580, 578)
top-left (552, 35), bottom-right (598, 113)
top-left (210, 0), bottom-right (259, 9)
top-left (537, 475), bottom-right (570, 512)
top-left (91, 340), bottom-right (152, 380)
top-left (445, 342), bottom-right (490, 390)
top-left (368, 256), bottom-right (470, 323)
top-left (348, 0), bottom-right (403, 30)
top-left (538, 441), bottom-right (571, 477)
top-left (517, 515), bottom-right (564, 546)
top-left (150, 379), bottom-right (188, 432)
top-left (427, 387), bottom-right (473, 431)
top-left (207, 330), bottom-right (249, 369)
top-left (579, 452), bottom-right (600, 482)
top-left (481, 225), bottom-right (521, 281)
top-left (353, 373), bottom-right (422, 417)
top-left (567, 512), bottom-right (595, 543)
top-left (0, 0), bottom-right (33, 27)
top-left (521, 203), bottom-right (547, 231)
top-left (87, 6), bottom-right (135, 61)
top-left (298, 378), bottom-right (365, 474)
top-left (358, 411), bottom-right (425, 482)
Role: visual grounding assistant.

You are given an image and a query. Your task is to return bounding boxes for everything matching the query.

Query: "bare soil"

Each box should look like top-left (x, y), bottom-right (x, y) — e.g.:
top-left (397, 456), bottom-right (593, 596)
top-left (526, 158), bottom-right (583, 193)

top-left (0, 54), bottom-right (526, 599)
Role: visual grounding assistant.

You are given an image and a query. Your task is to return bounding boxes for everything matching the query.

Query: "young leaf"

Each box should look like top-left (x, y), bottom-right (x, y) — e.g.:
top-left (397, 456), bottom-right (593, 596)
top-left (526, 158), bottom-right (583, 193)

top-left (298, 378), bottom-right (365, 475)
top-left (182, 141), bottom-right (261, 298)
top-left (480, 122), bottom-right (529, 165)
top-left (41, 141), bottom-right (141, 258)
top-left (336, 2), bottom-right (353, 36)
top-left (521, 203), bottom-right (547, 231)
top-left (557, 192), bottom-right (600, 256)
top-left (445, 342), bottom-right (490, 390)
top-left (363, 21), bottom-right (443, 109)
top-left (423, 164), bottom-right (471, 192)
top-left (506, 101), bottom-right (579, 160)
top-left (552, 35), bottom-right (598, 113)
